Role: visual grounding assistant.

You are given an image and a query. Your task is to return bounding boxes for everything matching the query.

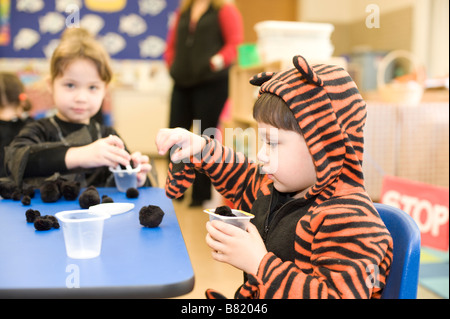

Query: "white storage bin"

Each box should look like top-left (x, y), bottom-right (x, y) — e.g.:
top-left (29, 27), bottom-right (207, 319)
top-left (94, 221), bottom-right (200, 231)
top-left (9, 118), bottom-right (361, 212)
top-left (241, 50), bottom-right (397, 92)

top-left (255, 21), bottom-right (335, 66)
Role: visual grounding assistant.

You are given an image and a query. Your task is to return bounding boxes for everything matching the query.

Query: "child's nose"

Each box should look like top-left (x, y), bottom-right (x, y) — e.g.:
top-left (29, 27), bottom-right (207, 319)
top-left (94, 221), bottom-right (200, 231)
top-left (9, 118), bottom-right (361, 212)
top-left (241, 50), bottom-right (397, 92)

top-left (75, 89), bottom-right (88, 102)
top-left (257, 145), bottom-right (269, 163)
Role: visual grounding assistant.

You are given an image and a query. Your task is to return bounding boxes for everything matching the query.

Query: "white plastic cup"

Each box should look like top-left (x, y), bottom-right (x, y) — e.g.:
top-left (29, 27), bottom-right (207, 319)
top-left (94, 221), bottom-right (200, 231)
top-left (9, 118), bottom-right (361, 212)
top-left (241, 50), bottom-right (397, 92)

top-left (204, 209), bottom-right (254, 230)
top-left (109, 165), bottom-right (140, 192)
top-left (55, 210), bottom-right (111, 259)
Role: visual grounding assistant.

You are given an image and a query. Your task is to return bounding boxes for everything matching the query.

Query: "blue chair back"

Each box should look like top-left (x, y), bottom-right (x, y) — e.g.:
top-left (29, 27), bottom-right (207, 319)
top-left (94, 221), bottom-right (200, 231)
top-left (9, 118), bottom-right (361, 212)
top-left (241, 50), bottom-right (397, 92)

top-left (374, 203), bottom-right (421, 299)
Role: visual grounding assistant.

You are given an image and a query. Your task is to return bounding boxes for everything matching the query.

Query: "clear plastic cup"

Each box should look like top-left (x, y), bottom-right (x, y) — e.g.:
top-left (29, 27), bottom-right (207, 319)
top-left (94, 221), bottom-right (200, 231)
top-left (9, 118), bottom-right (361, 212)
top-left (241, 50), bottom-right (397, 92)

top-left (109, 165), bottom-right (140, 192)
top-left (55, 210), bottom-right (111, 259)
top-left (204, 208), bottom-right (255, 230)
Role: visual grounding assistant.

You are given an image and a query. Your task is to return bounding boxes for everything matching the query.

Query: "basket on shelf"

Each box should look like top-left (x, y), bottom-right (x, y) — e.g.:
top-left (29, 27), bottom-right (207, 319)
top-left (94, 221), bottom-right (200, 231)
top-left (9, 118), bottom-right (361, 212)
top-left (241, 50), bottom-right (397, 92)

top-left (377, 50), bottom-right (425, 106)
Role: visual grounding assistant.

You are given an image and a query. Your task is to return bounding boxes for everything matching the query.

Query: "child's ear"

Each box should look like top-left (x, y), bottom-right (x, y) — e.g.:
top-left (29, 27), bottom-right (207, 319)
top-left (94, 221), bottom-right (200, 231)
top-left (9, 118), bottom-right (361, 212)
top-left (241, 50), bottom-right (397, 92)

top-left (293, 55), bottom-right (324, 87)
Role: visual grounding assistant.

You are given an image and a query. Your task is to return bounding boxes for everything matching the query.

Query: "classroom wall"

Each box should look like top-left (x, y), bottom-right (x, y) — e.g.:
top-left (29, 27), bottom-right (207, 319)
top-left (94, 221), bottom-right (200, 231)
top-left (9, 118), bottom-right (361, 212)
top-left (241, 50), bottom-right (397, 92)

top-left (298, 0), bottom-right (449, 78)
top-left (299, 0), bottom-right (414, 55)
top-left (234, 0), bottom-right (298, 42)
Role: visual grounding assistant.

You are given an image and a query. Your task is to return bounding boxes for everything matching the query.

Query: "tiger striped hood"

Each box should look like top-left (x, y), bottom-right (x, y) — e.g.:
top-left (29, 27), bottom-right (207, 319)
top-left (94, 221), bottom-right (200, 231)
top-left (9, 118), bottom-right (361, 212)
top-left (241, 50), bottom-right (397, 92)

top-left (250, 55), bottom-right (367, 203)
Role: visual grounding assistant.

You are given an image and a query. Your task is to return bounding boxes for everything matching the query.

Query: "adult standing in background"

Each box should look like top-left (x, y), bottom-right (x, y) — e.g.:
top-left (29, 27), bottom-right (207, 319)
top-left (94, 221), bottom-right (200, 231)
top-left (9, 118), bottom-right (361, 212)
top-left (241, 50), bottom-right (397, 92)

top-left (165, 0), bottom-right (243, 207)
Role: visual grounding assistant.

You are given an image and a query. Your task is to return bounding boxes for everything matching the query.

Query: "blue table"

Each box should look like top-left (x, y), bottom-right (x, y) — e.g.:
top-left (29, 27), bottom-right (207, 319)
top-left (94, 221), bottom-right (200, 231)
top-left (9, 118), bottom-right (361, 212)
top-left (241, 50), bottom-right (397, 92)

top-left (0, 187), bottom-right (194, 298)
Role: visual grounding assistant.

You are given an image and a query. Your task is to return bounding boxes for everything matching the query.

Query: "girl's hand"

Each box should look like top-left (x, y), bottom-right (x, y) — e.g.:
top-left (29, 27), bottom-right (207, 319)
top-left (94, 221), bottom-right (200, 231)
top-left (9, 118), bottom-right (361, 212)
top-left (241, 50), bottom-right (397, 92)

top-left (155, 128), bottom-right (206, 163)
top-left (205, 220), bottom-right (268, 275)
top-left (65, 135), bottom-right (130, 169)
top-left (131, 151), bottom-right (152, 187)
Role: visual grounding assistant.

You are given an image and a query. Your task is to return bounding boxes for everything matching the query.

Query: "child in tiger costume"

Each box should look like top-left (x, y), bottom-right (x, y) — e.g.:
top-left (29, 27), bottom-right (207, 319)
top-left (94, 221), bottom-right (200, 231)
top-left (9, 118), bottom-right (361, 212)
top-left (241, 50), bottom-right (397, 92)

top-left (156, 55), bottom-right (393, 299)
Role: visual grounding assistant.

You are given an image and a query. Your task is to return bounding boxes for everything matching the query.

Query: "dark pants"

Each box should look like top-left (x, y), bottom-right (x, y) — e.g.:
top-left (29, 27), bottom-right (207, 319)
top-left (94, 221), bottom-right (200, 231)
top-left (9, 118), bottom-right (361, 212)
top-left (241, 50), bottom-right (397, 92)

top-left (169, 75), bottom-right (229, 202)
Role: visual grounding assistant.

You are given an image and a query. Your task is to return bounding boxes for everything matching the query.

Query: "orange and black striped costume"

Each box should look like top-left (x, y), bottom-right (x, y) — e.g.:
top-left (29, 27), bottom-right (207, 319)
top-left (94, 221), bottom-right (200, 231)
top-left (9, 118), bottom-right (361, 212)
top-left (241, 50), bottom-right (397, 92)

top-left (165, 55), bottom-right (394, 299)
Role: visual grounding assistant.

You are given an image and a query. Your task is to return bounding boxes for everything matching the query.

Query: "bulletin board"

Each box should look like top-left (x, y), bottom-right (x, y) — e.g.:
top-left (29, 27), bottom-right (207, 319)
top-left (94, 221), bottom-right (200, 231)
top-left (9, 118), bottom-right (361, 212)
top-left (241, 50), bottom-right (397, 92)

top-left (0, 0), bottom-right (179, 60)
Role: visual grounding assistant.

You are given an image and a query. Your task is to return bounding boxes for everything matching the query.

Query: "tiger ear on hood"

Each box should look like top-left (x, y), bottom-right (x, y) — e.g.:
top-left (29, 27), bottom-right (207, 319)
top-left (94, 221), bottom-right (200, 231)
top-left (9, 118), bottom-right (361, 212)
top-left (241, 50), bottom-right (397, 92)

top-left (293, 55), bottom-right (324, 87)
top-left (249, 72), bottom-right (276, 86)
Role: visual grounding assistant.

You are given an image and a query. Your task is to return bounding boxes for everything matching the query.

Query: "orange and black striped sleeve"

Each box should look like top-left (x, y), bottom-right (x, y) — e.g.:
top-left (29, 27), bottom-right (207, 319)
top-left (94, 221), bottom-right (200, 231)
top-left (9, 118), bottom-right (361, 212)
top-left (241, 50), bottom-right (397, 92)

top-left (165, 137), bottom-right (271, 211)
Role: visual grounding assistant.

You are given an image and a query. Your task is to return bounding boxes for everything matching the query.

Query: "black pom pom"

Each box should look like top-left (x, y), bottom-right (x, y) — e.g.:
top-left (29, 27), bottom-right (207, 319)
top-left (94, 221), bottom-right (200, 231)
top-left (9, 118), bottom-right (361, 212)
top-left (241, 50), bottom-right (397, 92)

top-left (11, 189), bottom-right (22, 201)
top-left (34, 217), bottom-right (53, 231)
top-left (40, 181), bottom-right (61, 203)
top-left (101, 195), bottom-right (114, 203)
top-left (61, 181), bottom-right (81, 201)
top-left (44, 215), bottom-right (60, 229)
top-left (21, 195), bottom-right (31, 206)
top-left (33, 215), bottom-right (60, 230)
top-left (78, 186), bottom-right (100, 209)
top-left (215, 205), bottom-right (235, 217)
top-left (26, 209), bottom-right (41, 223)
top-left (0, 180), bottom-right (18, 199)
top-left (139, 205), bottom-right (164, 228)
top-left (119, 160), bottom-right (134, 170)
top-left (22, 184), bottom-right (35, 198)
top-left (126, 187), bottom-right (139, 199)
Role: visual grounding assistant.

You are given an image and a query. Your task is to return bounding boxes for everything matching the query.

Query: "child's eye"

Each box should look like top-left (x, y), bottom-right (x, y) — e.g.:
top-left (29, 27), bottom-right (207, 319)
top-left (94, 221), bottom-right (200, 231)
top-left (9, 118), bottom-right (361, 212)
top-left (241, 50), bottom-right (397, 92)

top-left (266, 140), bottom-right (278, 147)
top-left (259, 136), bottom-right (278, 148)
top-left (89, 85), bottom-right (98, 91)
top-left (65, 83), bottom-right (75, 89)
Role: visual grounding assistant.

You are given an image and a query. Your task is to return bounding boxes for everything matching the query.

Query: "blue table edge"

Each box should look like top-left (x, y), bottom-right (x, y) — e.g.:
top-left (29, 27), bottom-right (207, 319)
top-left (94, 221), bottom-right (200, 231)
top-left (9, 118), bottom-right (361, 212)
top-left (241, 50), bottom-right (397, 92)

top-left (0, 275), bottom-right (195, 299)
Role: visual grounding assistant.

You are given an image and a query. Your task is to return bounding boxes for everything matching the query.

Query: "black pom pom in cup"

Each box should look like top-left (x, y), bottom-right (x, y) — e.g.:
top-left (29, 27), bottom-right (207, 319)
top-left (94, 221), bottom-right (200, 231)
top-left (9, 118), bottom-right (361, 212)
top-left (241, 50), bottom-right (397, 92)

top-left (204, 208), bottom-right (254, 230)
top-left (109, 165), bottom-right (141, 192)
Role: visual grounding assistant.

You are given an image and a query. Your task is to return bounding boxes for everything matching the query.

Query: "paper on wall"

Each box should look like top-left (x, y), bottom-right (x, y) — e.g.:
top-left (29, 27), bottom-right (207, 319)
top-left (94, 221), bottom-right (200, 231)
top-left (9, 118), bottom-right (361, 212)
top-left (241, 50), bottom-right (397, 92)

top-left (139, 0), bottom-right (167, 16)
top-left (139, 35), bottom-right (165, 58)
top-left (80, 14), bottom-right (105, 36)
top-left (100, 32), bottom-right (126, 55)
top-left (13, 28), bottom-right (40, 50)
top-left (39, 12), bottom-right (66, 34)
top-left (119, 14), bottom-right (147, 37)
top-left (16, 0), bottom-right (44, 13)
top-left (55, 0), bottom-right (83, 12)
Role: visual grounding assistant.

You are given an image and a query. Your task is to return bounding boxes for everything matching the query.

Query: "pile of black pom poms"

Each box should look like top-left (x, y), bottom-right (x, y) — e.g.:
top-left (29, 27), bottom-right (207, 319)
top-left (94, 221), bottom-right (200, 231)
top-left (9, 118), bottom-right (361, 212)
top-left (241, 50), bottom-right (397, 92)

top-left (6, 182), bottom-right (166, 231)
top-left (25, 209), bottom-right (60, 231)
top-left (34, 216), bottom-right (60, 231)
top-left (0, 180), bottom-right (35, 205)
top-left (1, 178), bottom-right (82, 205)
top-left (2, 179), bottom-right (140, 208)
top-left (101, 195), bottom-right (114, 203)
top-left (40, 178), bottom-right (80, 203)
